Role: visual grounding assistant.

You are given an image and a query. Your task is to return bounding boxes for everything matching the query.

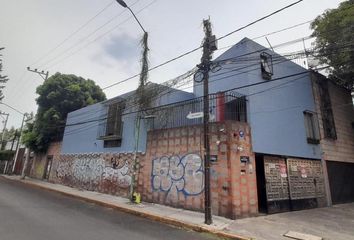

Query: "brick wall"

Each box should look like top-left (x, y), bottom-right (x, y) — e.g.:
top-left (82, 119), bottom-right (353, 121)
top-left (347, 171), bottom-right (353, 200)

top-left (311, 73), bottom-right (354, 163)
top-left (138, 121), bottom-right (257, 219)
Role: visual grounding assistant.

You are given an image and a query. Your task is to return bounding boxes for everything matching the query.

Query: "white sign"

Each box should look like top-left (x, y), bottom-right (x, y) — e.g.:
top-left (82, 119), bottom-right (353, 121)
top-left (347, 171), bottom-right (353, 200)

top-left (186, 112), bottom-right (215, 120)
top-left (187, 112), bottom-right (204, 119)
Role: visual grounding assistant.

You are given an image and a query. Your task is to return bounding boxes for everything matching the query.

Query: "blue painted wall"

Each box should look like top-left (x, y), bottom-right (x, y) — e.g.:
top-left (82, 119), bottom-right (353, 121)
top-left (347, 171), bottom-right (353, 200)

top-left (61, 86), bottom-right (195, 154)
top-left (194, 38), bottom-right (321, 159)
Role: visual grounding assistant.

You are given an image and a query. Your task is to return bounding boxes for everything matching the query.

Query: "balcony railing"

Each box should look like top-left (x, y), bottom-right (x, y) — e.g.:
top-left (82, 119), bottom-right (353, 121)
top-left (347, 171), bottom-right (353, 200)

top-left (149, 90), bottom-right (247, 130)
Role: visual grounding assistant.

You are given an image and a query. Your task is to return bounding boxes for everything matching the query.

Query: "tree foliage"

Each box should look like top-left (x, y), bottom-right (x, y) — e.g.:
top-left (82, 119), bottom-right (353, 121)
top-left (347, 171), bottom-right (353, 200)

top-left (0, 47), bottom-right (9, 100)
top-left (22, 73), bottom-right (106, 153)
top-left (0, 126), bottom-right (20, 150)
top-left (310, 0), bottom-right (354, 90)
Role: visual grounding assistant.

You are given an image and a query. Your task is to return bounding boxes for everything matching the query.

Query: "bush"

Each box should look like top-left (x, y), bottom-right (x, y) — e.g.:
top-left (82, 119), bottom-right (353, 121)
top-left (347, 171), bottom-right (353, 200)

top-left (0, 150), bottom-right (15, 161)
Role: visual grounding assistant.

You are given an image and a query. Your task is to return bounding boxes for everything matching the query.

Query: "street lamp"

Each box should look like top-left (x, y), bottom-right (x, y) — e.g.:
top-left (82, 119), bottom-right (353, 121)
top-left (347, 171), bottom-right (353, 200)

top-left (116, 0), bottom-right (146, 33)
top-left (116, 0), bottom-right (149, 203)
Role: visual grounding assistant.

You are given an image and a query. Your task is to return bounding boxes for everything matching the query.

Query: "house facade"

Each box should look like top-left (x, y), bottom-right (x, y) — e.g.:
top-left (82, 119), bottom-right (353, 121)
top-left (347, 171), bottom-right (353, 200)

top-left (27, 38), bottom-right (354, 219)
top-left (311, 72), bottom-right (354, 204)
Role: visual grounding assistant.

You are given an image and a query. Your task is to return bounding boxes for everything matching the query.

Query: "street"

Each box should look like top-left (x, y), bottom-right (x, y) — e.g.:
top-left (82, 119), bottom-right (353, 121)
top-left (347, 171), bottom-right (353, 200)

top-left (0, 178), bottom-right (217, 240)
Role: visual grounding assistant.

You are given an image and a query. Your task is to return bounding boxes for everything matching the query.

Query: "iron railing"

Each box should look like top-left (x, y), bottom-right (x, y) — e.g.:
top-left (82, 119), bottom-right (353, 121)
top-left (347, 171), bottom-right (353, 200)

top-left (149, 90), bottom-right (247, 130)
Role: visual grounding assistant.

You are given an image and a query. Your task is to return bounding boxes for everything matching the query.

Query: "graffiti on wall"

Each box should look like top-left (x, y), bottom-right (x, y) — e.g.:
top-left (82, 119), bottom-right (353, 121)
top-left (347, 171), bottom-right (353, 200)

top-left (54, 153), bottom-right (133, 191)
top-left (152, 153), bottom-right (204, 200)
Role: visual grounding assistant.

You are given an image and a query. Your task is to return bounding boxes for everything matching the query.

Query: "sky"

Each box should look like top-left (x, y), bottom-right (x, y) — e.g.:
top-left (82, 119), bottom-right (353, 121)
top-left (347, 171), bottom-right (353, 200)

top-left (0, 0), bottom-right (344, 128)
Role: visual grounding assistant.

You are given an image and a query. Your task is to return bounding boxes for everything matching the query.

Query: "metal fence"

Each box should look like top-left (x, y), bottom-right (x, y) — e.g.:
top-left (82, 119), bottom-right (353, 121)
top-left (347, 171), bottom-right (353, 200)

top-left (149, 90), bottom-right (247, 130)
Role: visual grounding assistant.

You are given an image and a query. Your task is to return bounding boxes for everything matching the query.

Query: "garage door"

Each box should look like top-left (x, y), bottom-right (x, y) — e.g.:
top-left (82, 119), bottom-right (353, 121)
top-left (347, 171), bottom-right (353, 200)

top-left (327, 161), bottom-right (354, 204)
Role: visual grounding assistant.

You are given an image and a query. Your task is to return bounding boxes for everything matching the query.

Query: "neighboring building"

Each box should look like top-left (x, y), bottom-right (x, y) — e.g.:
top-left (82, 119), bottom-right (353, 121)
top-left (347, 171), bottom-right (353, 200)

top-left (32, 38), bottom-right (353, 219)
top-left (311, 72), bottom-right (354, 204)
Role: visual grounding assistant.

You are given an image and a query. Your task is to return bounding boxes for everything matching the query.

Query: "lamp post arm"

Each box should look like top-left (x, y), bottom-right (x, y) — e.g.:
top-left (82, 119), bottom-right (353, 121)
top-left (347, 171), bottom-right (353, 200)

top-left (127, 6), bottom-right (146, 33)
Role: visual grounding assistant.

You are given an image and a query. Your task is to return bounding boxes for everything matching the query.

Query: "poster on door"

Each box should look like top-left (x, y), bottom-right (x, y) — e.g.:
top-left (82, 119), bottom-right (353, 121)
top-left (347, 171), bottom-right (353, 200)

top-left (300, 166), bottom-right (307, 178)
top-left (279, 163), bottom-right (287, 178)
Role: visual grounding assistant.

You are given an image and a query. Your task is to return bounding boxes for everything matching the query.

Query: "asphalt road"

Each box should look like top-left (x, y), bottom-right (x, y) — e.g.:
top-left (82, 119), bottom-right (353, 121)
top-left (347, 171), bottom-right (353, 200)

top-left (0, 177), bottom-right (217, 240)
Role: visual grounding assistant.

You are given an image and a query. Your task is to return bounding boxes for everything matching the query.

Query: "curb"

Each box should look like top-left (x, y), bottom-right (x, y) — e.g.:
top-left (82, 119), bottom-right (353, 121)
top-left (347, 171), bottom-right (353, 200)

top-left (0, 175), bottom-right (250, 240)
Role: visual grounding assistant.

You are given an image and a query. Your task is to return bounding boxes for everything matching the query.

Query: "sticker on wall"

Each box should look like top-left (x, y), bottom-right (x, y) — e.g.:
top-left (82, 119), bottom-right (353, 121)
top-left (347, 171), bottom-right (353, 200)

top-left (240, 156), bottom-right (249, 163)
top-left (279, 163), bottom-right (287, 178)
top-left (210, 155), bottom-right (218, 163)
top-left (239, 130), bottom-right (244, 138)
top-left (248, 164), bottom-right (253, 174)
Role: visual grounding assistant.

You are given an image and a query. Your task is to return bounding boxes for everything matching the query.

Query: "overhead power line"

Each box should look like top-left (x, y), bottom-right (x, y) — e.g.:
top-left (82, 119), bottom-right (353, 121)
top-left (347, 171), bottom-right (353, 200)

top-left (59, 41), bottom-right (354, 123)
top-left (47, 66), bottom-right (330, 130)
top-left (98, 0), bottom-right (304, 90)
top-left (0, 102), bottom-right (25, 115)
top-left (42, 0), bottom-right (155, 70)
top-left (30, 1), bottom-right (115, 67)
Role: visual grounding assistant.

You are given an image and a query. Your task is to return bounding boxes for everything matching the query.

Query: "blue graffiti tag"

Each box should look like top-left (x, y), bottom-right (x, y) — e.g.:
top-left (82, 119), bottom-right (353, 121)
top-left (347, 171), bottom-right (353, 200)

top-left (151, 154), bottom-right (204, 197)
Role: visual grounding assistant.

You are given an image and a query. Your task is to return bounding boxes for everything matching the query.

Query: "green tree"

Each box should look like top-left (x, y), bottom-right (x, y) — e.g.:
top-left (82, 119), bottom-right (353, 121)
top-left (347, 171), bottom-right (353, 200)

top-left (310, 0), bottom-right (354, 90)
top-left (0, 47), bottom-right (9, 100)
top-left (23, 73), bottom-right (106, 153)
top-left (0, 126), bottom-right (20, 150)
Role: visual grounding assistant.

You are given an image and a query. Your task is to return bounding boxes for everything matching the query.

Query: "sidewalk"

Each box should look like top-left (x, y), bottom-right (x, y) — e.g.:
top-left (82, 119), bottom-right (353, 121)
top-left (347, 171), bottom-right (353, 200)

top-left (2, 174), bottom-right (354, 240)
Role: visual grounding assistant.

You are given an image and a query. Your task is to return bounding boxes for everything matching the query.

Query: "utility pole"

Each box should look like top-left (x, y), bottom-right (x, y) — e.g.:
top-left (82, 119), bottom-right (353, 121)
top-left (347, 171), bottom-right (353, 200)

top-left (195, 18), bottom-right (217, 225)
top-left (12, 113), bottom-right (27, 174)
top-left (0, 112), bottom-right (9, 150)
top-left (21, 67), bottom-right (48, 178)
top-left (10, 130), bottom-right (16, 151)
top-left (27, 67), bottom-right (49, 80)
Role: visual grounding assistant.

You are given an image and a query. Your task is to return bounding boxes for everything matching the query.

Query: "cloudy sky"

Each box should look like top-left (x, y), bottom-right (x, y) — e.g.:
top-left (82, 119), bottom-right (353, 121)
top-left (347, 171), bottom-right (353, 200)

top-left (0, 0), bottom-right (344, 128)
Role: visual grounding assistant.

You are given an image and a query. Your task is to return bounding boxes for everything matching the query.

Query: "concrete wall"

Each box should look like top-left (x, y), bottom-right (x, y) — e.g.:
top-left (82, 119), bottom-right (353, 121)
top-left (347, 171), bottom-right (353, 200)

top-left (194, 38), bottom-right (321, 159)
top-left (49, 152), bottom-right (143, 197)
top-left (138, 121), bottom-right (258, 219)
top-left (61, 88), bottom-right (195, 154)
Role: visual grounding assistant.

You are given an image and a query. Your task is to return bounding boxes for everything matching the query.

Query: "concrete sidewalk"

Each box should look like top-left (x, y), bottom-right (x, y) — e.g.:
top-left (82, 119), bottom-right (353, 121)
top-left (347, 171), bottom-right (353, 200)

top-left (2, 175), bottom-right (354, 240)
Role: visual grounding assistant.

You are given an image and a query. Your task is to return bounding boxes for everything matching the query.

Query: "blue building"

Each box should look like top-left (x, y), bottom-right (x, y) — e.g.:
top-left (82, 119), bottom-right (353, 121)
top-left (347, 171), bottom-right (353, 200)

top-left (61, 84), bottom-right (195, 154)
top-left (55, 37), bottom-right (346, 214)
top-left (64, 38), bottom-right (320, 159)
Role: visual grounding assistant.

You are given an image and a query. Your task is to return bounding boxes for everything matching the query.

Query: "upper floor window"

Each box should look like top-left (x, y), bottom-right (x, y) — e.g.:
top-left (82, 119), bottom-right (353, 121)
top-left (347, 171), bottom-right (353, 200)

top-left (260, 52), bottom-right (273, 80)
top-left (303, 110), bottom-right (320, 144)
top-left (97, 100), bottom-right (125, 147)
top-left (318, 79), bottom-right (337, 140)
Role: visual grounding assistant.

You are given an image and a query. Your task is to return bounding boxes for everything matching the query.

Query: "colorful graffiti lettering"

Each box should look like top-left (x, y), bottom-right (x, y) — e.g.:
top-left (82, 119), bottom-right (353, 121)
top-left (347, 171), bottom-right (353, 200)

top-left (151, 154), bottom-right (204, 199)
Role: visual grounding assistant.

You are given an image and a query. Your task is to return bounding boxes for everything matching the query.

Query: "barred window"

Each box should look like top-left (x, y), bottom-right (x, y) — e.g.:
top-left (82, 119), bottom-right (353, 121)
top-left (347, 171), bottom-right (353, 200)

top-left (303, 111), bottom-right (320, 144)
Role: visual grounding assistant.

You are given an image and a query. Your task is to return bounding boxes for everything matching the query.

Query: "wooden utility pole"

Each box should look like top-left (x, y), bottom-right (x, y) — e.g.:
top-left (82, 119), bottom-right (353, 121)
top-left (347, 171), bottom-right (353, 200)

top-left (195, 18), bottom-right (217, 225)
top-left (12, 113), bottom-right (27, 174)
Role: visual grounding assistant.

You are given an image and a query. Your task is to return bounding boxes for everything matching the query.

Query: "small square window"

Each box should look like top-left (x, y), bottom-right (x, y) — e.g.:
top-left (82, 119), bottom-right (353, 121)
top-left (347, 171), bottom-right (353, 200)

top-left (303, 111), bottom-right (320, 144)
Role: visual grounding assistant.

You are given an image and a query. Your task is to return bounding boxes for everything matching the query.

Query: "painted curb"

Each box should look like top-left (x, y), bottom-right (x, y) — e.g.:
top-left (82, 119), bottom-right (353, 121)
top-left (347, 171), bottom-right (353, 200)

top-left (0, 175), bottom-right (251, 240)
